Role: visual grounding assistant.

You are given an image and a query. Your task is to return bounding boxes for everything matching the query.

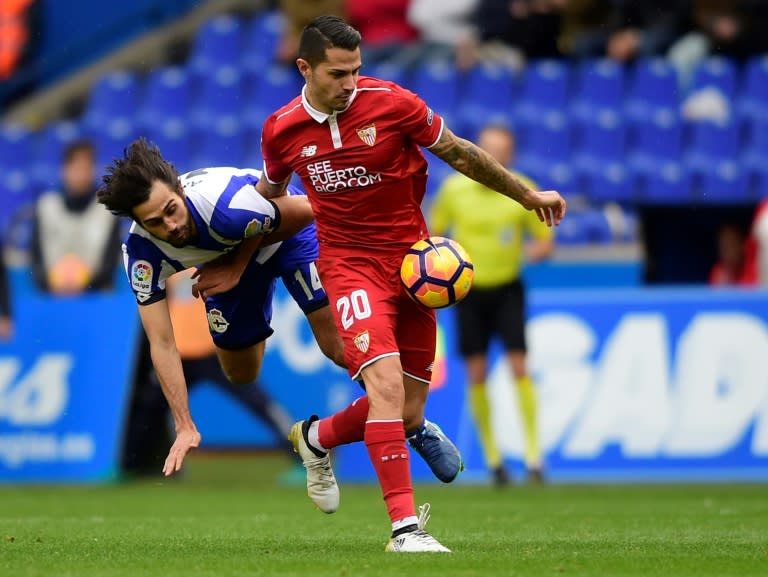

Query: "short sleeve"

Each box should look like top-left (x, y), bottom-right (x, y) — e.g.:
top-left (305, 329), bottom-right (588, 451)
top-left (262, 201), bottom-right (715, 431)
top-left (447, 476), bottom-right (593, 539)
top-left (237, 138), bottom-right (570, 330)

top-left (261, 115), bottom-right (293, 185)
top-left (391, 84), bottom-right (444, 148)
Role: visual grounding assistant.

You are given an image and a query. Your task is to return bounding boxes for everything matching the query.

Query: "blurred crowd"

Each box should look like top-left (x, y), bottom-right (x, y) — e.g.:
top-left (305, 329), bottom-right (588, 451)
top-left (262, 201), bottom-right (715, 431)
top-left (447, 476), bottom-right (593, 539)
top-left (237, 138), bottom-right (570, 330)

top-left (269, 0), bottom-right (768, 71)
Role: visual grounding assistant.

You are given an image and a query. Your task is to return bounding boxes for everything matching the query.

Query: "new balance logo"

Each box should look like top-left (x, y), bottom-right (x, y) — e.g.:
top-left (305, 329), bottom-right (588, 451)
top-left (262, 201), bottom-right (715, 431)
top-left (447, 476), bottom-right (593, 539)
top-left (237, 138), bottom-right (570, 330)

top-left (300, 145), bottom-right (317, 157)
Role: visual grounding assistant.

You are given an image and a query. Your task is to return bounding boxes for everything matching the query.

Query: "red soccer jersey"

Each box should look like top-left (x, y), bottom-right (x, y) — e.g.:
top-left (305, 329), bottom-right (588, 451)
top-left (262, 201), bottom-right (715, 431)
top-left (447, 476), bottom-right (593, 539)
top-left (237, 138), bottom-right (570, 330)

top-left (261, 76), bottom-right (444, 255)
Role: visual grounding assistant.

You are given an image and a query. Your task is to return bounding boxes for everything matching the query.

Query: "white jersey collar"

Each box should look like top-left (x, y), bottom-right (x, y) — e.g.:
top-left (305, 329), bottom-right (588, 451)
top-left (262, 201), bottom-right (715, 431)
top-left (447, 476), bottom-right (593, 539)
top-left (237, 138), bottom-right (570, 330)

top-left (301, 84), bottom-right (358, 123)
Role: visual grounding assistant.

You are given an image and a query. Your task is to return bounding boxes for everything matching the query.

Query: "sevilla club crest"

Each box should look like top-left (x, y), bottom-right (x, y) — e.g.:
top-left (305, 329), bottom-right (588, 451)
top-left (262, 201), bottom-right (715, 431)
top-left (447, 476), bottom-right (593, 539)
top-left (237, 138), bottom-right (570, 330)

top-left (356, 124), bottom-right (377, 147)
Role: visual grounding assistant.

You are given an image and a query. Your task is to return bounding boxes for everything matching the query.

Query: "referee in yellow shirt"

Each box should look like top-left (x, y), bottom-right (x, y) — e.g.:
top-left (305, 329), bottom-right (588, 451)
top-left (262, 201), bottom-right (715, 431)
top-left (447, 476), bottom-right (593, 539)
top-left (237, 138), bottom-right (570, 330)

top-left (429, 124), bottom-right (554, 485)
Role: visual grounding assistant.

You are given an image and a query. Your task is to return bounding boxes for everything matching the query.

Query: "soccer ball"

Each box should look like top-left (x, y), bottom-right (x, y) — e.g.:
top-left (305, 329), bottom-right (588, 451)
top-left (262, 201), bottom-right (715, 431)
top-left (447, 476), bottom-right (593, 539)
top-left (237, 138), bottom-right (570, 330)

top-left (400, 236), bottom-right (474, 309)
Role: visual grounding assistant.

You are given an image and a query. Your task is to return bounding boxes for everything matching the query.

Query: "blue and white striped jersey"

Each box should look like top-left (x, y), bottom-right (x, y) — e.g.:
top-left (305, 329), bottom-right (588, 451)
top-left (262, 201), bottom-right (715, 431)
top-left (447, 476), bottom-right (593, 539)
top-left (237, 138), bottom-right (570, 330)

top-left (122, 167), bottom-right (292, 305)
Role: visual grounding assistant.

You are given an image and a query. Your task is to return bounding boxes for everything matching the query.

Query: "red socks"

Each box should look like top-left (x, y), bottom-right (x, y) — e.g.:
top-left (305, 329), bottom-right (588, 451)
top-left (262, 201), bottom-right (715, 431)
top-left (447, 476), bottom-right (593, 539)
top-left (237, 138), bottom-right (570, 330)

top-left (364, 420), bottom-right (415, 524)
top-left (317, 396), bottom-right (369, 449)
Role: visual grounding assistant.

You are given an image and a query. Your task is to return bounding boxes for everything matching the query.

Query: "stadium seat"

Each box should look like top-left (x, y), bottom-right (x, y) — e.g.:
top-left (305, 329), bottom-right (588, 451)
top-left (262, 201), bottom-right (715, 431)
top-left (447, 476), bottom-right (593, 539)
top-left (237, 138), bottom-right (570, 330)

top-left (187, 14), bottom-right (244, 78)
top-left (554, 211), bottom-right (590, 245)
top-left (89, 117), bottom-right (140, 171)
top-left (627, 110), bottom-right (683, 178)
top-left (570, 58), bottom-right (625, 121)
top-left (515, 112), bottom-right (572, 183)
top-left (0, 122), bottom-right (33, 171)
top-left (82, 70), bottom-right (141, 130)
top-left (737, 55), bottom-right (768, 124)
top-left (409, 60), bottom-right (460, 127)
top-left (582, 163), bottom-right (636, 205)
top-left (696, 160), bottom-right (750, 204)
top-left (242, 64), bottom-right (303, 130)
top-left (624, 58), bottom-right (679, 125)
top-left (0, 170), bottom-right (35, 240)
top-left (684, 120), bottom-right (740, 173)
top-left (189, 65), bottom-right (243, 128)
top-left (241, 10), bottom-right (284, 76)
top-left (144, 118), bottom-right (193, 172)
top-left (192, 117), bottom-right (247, 168)
top-left (515, 59), bottom-right (570, 122)
top-left (140, 66), bottom-right (191, 129)
top-left (457, 62), bottom-right (516, 139)
top-left (641, 162), bottom-right (693, 204)
top-left (32, 120), bottom-right (83, 189)
top-left (689, 56), bottom-right (738, 101)
top-left (364, 61), bottom-right (408, 87)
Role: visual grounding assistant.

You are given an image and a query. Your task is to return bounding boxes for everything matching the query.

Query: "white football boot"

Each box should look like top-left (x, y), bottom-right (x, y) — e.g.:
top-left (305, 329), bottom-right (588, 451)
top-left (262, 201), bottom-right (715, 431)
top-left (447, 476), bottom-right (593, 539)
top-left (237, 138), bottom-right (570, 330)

top-left (385, 503), bottom-right (451, 553)
top-left (288, 416), bottom-right (339, 514)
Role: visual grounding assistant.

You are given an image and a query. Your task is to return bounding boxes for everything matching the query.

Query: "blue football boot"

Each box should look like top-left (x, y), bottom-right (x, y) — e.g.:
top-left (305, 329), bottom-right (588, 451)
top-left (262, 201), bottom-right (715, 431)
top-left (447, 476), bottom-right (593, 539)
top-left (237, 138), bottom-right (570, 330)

top-left (407, 420), bottom-right (464, 483)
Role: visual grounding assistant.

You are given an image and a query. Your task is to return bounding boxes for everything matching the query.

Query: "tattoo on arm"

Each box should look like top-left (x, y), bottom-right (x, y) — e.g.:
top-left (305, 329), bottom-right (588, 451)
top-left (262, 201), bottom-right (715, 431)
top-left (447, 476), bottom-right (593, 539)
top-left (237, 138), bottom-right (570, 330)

top-left (430, 129), bottom-right (533, 207)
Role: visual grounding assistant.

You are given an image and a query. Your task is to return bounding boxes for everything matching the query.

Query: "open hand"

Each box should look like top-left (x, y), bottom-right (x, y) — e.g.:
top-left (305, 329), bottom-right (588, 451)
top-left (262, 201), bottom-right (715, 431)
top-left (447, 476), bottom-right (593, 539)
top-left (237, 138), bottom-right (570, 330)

top-left (530, 190), bottom-right (567, 227)
top-left (162, 428), bottom-right (201, 476)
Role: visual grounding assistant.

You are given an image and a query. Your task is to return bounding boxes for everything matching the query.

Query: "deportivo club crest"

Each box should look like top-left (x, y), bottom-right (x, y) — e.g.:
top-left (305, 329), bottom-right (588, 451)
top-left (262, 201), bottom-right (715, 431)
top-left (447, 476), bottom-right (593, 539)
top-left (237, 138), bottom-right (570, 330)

top-left (356, 124), bottom-right (377, 147)
top-left (353, 330), bottom-right (370, 353)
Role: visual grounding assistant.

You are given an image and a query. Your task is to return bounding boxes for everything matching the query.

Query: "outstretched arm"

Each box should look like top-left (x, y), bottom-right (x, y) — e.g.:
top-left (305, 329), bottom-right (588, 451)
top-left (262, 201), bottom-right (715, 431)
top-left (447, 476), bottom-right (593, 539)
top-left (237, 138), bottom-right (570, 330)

top-left (429, 127), bottom-right (567, 226)
top-left (138, 299), bottom-right (201, 476)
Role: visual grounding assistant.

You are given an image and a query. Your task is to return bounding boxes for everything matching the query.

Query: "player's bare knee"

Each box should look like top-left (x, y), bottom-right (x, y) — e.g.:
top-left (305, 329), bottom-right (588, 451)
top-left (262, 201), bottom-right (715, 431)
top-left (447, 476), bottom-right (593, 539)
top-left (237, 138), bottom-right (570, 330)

top-left (222, 365), bottom-right (259, 385)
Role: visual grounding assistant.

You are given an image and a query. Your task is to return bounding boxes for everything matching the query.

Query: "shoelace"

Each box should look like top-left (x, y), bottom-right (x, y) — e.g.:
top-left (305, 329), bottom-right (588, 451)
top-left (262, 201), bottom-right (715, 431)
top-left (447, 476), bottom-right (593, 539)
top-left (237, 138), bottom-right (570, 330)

top-left (417, 503), bottom-right (431, 531)
top-left (304, 455), bottom-right (335, 488)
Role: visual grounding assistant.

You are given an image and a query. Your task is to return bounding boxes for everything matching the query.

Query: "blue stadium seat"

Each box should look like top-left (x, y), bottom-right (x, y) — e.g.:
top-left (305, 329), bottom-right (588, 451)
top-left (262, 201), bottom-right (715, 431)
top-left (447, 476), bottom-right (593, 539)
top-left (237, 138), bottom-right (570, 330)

top-left (570, 58), bottom-right (625, 121)
top-left (582, 163), bottom-right (636, 205)
top-left (364, 61), bottom-right (408, 87)
top-left (696, 160), bottom-right (749, 203)
top-left (192, 117), bottom-right (247, 168)
top-left (0, 170), bottom-right (35, 240)
top-left (88, 117), bottom-right (140, 171)
top-left (145, 119), bottom-right (193, 172)
top-left (242, 64), bottom-right (303, 130)
top-left (188, 14), bottom-right (244, 78)
top-left (32, 120), bottom-right (83, 189)
top-left (82, 70), bottom-right (141, 130)
top-left (140, 66), bottom-right (191, 129)
top-left (457, 62), bottom-right (516, 139)
top-left (581, 208), bottom-right (614, 243)
top-left (624, 58), bottom-right (679, 125)
top-left (689, 56), bottom-right (738, 100)
top-left (751, 165), bottom-right (768, 199)
top-left (241, 10), bottom-right (284, 76)
top-left (641, 162), bottom-right (693, 204)
top-left (409, 60), bottom-right (460, 127)
top-left (515, 59), bottom-right (570, 122)
top-left (573, 112), bottom-right (626, 193)
top-left (0, 122), bottom-right (33, 171)
top-left (744, 117), bottom-right (768, 171)
top-left (515, 112), bottom-right (572, 182)
top-left (628, 110), bottom-right (683, 179)
top-left (554, 211), bottom-right (590, 245)
top-left (737, 55), bottom-right (768, 124)
top-left (190, 65), bottom-right (243, 128)
top-left (684, 120), bottom-right (740, 173)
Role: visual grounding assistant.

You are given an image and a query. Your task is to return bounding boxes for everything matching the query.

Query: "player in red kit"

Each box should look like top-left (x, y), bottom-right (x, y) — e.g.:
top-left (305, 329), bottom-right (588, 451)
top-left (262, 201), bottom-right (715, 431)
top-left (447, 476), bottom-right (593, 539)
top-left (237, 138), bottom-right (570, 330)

top-left (257, 15), bottom-right (567, 553)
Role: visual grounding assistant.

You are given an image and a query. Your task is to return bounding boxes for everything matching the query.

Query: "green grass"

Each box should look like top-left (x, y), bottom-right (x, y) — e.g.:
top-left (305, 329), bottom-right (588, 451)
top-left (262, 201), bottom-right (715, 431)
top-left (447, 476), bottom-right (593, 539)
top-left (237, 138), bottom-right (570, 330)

top-left (1, 453), bottom-right (766, 577)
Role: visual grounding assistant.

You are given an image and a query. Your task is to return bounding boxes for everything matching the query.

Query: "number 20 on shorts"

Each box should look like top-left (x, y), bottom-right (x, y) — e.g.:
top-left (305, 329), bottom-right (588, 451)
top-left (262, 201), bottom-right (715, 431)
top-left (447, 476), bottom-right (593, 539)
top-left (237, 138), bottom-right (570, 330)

top-left (336, 289), bottom-right (372, 330)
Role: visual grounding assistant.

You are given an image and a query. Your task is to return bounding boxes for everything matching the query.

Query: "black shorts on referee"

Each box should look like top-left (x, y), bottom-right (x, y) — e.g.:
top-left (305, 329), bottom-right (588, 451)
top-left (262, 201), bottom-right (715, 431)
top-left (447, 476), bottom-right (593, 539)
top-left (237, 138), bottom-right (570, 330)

top-left (455, 279), bottom-right (527, 357)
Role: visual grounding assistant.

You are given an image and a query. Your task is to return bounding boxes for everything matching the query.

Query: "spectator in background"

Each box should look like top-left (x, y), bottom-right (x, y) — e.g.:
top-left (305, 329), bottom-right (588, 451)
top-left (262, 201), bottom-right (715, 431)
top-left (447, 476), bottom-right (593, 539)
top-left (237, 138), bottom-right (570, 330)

top-left (407, 0), bottom-right (479, 69)
top-left (745, 200), bottom-right (768, 286)
top-left (0, 239), bottom-right (13, 341)
top-left (429, 124), bottom-right (554, 485)
top-left (346, 0), bottom-right (420, 68)
top-left (30, 139), bottom-right (123, 294)
top-left (561, 0), bottom-right (691, 61)
top-left (276, 0), bottom-right (344, 64)
top-left (709, 222), bottom-right (755, 286)
top-left (471, 0), bottom-right (565, 68)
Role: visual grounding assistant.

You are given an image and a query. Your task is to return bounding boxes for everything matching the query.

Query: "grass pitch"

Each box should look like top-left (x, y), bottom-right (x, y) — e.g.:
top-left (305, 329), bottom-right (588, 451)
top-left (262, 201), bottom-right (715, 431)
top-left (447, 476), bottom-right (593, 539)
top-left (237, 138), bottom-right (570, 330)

top-left (1, 453), bottom-right (765, 577)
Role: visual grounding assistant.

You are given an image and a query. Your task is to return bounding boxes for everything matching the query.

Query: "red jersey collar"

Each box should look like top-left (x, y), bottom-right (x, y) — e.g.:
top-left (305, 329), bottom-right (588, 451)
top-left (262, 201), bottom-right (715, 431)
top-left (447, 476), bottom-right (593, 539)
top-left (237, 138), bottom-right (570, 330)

top-left (301, 84), bottom-right (359, 123)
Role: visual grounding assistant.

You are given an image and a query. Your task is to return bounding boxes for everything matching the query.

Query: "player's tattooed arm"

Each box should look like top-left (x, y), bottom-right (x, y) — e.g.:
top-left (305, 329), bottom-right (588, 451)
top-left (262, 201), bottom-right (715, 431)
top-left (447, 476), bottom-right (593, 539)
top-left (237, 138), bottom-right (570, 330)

top-left (430, 127), bottom-right (536, 209)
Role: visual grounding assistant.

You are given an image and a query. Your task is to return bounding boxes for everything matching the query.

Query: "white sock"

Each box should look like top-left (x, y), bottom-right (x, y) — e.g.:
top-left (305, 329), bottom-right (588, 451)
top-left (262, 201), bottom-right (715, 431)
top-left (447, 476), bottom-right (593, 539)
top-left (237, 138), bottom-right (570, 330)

top-left (392, 516), bottom-right (419, 533)
top-left (307, 420), bottom-right (327, 453)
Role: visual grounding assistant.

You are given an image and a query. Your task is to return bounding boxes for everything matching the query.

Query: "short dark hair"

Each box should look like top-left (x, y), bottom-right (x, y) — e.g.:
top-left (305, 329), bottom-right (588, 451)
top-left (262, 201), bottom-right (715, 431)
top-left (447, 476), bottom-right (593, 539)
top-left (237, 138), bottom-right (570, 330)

top-left (298, 15), bottom-right (361, 67)
top-left (97, 137), bottom-right (180, 218)
top-left (63, 139), bottom-right (95, 164)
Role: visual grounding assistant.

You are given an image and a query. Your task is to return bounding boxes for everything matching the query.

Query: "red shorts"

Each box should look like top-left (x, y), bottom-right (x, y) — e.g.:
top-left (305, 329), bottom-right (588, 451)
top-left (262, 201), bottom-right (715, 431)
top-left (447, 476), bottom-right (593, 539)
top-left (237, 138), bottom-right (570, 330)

top-left (317, 252), bottom-right (436, 383)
